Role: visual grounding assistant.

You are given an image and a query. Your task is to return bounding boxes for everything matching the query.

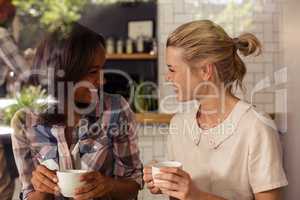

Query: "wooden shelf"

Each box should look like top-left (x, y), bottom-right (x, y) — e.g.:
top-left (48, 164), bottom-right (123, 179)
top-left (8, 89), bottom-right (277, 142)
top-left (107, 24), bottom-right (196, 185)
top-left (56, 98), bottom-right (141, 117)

top-left (135, 113), bottom-right (174, 124)
top-left (106, 53), bottom-right (157, 60)
top-left (134, 112), bottom-right (275, 124)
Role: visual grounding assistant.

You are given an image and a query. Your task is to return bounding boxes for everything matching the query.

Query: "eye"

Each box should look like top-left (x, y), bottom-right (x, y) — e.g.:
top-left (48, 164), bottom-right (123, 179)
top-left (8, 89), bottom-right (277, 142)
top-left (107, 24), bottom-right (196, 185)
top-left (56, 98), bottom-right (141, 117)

top-left (169, 68), bottom-right (175, 72)
top-left (89, 69), bottom-right (98, 74)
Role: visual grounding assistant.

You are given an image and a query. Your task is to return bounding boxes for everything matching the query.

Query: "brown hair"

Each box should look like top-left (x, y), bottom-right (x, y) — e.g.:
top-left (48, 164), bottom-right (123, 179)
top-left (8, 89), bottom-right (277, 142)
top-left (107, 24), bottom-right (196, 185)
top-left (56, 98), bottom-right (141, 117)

top-left (30, 23), bottom-right (105, 126)
top-left (0, 0), bottom-right (15, 25)
top-left (166, 20), bottom-right (262, 93)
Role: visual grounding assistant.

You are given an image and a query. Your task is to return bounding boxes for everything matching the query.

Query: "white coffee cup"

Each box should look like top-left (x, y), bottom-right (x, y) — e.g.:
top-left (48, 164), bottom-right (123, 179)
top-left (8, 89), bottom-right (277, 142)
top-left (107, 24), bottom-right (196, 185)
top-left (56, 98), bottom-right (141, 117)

top-left (57, 169), bottom-right (88, 197)
top-left (152, 161), bottom-right (183, 184)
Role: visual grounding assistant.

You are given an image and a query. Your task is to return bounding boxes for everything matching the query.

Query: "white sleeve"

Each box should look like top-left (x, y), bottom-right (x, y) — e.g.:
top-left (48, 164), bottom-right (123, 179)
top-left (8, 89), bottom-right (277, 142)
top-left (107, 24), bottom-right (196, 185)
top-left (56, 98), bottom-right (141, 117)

top-left (248, 115), bottom-right (288, 193)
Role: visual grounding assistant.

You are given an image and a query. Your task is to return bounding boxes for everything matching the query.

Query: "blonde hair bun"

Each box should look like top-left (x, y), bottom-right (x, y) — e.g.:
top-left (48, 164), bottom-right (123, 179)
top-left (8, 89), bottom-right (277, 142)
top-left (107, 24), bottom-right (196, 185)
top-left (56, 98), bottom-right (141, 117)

top-left (167, 20), bottom-right (262, 94)
top-left (234, 33), bottom-right (262, 57)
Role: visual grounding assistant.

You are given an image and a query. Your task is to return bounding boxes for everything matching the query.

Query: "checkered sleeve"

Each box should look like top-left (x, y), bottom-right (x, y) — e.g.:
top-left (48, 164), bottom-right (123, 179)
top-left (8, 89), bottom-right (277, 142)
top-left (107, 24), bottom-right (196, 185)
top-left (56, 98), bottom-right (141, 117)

top-left (10, 109), bottom-right (35, 200)
top-left (111, 96), bottom-right (143, 189)
top-left (0, 28), bottom-right (29, 81)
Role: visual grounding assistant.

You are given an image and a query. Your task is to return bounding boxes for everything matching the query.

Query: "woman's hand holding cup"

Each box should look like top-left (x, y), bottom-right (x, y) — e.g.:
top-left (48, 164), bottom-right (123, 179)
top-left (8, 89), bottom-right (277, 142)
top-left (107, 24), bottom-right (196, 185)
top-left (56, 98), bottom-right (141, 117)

top-left (143, 160), bottom-right (162, 195)
top-left (73, 171), bottom-right (113, 200)
top-left (152, 161), bottom-right (202, 200)
top-left (31, 165), bottom-right (59, 195)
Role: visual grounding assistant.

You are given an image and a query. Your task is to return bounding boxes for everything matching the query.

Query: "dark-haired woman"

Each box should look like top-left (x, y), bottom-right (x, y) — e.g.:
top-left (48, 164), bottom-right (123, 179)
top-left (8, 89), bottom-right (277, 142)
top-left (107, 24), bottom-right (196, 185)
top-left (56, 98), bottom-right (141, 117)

top-left (11, 23), bottom-right (142, 200)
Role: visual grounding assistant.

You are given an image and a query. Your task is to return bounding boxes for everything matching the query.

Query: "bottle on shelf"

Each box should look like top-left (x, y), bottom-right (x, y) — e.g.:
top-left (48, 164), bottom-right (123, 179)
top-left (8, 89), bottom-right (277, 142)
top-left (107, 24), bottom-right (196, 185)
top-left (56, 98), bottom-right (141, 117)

top-left (106, 37), bottom-right (115, 54)
top-left (136, 35), bottom-right (144, 53)
top-left (116, 38), bottom-right (124, 54)
top-left (150, 38), bottom-right (157, 56)
top-left (126, 38), bottom-right (133, 54)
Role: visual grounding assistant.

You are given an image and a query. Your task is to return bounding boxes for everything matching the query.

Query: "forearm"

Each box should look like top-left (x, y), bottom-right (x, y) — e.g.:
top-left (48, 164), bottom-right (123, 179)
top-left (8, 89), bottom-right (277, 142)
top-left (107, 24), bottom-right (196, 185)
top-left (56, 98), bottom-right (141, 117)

top-left (109, 178), bottom-right (140, 200)
top-left (28, 191), bottom-right (53, 200)
top-left (168, 191), bottom-right (227, 200)
top-left (199, 191), bottom-right (227, 200)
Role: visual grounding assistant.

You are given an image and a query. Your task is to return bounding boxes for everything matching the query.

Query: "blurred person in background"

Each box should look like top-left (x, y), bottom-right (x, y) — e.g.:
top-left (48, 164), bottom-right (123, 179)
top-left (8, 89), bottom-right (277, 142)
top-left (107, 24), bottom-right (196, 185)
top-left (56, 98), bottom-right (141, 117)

top-left (0, 0), bottom-right (29, 97)
top-left (0, 0), bottom-right (29, 199)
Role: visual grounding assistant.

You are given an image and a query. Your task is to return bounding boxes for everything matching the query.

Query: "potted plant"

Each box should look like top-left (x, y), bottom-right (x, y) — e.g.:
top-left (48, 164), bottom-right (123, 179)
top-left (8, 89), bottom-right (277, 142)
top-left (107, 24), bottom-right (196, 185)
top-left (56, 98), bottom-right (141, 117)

top-left (2, 85), bottom-right (47, 125)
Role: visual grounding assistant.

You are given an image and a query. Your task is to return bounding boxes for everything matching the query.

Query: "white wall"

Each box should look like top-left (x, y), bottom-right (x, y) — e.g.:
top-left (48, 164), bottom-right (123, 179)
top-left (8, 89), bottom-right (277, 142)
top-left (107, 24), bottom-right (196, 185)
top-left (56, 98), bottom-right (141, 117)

top-left (157, 0), bottom-right (282, 114)
top-left (138, 123), bottom-right (169, 200)
top-left (280, 0), bottom-right (300, 199)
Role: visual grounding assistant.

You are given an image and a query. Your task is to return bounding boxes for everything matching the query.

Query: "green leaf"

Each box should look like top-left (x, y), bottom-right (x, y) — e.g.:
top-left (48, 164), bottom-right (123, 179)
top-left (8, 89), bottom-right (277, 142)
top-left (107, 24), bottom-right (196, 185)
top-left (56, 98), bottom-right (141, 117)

top-left (3, 86), bottom-right (47, 125)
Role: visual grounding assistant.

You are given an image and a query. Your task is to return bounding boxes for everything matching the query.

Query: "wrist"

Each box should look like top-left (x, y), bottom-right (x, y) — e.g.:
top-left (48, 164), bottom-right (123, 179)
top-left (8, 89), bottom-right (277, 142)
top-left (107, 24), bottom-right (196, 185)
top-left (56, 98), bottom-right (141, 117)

top-left (197, 189), bottom-right (208, 200)
top-left (28, 191), bottom-right (53, 200)
top-left (105, 176), bottom-right (116, 196)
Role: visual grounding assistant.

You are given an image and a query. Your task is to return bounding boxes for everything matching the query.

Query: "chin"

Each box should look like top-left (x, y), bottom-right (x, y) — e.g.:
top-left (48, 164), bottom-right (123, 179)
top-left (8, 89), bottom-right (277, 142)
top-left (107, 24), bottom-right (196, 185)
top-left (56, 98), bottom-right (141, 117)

top-left (176, 95), bottom-right (187, 102)
top-left (74, 95), bottom-right (92, 104)
top-left (176, 94), bottom-right (194, 102)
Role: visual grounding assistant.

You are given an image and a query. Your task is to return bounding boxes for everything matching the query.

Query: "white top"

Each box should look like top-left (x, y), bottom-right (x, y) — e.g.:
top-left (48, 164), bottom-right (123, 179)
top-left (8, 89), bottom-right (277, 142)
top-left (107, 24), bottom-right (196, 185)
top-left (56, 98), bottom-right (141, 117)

top-left (167, 101), bottom-right (288, 200)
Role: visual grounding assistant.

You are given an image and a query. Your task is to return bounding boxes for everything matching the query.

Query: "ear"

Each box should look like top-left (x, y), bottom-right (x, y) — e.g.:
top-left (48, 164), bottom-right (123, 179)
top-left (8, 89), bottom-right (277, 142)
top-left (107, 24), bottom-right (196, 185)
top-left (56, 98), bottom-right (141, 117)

top-left (199, 63), bottom-right (214, 81)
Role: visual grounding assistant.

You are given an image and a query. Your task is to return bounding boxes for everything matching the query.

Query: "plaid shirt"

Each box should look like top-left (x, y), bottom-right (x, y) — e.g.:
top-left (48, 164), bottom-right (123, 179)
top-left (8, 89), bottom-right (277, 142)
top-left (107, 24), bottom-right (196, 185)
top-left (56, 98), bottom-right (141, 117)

top-left (0, 27), bottom-right (28, 85)
top-left (11, 93), bottom-right (143, 200)
top-left (0, 144), bottom-right (14, 200)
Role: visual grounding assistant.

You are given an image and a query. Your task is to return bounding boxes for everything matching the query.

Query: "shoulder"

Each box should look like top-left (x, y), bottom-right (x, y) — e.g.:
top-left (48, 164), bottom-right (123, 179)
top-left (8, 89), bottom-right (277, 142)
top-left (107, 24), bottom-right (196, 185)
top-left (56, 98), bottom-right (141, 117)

top-left (0, 27), bottom-right (9, 38)
top-left (103, 93), bottom-right (134, 121)
top-left (103, 92), bottom-right (128, 111)
top-left (239, 103), bottom-right (280, 146)
top-left (11, 108), bottom-right (37, 137)
top-left (11, 108), bottom-right (30, 128)
top-left (241, 104), bottom-right (277, 133)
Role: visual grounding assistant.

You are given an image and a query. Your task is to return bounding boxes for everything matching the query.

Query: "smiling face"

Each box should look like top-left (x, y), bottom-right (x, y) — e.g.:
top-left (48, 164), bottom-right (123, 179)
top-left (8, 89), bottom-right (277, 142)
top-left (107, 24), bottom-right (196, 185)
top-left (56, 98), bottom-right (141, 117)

top-left (74, 47), bottom-right (106, 103)
top-left (165, 47), bottom-right (202, 102)
top-left (165, 46), bottom-right (218, 102)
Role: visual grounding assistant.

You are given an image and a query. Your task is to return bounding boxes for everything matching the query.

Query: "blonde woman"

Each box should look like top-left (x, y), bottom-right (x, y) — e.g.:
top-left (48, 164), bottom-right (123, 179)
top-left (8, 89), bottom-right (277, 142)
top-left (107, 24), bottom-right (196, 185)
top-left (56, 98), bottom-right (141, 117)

top-left (143, 20), bottom-right (288, 200)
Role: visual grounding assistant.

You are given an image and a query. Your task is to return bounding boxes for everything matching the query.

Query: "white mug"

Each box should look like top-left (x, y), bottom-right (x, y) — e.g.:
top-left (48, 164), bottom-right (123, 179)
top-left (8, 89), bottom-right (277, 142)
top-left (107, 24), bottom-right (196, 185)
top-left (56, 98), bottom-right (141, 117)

top-left (152, 161), bottom-right (183, 184)
top-left (56, 169), bottom-right (88, 197)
